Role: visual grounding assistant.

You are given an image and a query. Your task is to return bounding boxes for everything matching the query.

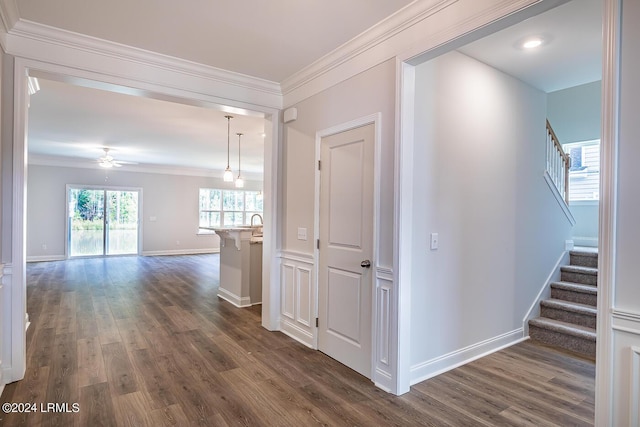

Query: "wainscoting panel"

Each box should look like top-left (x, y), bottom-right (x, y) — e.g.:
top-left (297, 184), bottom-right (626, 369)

top-left (296, 266), bottom-right (313, 327)
top-left (611, 310), bottom-right (640, 426)
top-left (278, 252), bottom-right (316, 348)
top-left (373, 267), bottom-right (394, 391)
top-left (281, 263), bottom-right (295, 321)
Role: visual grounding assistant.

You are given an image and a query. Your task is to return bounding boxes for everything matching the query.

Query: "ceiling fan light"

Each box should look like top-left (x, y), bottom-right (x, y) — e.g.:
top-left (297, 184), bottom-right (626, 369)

top-left (99, 161), bottom-right (113, 168)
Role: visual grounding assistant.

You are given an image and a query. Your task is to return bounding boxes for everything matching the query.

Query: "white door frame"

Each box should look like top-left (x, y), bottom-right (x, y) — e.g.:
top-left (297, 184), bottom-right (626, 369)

top-left (393, 0), bottom-right (616, 397)
top-left (65, 184), bottom-right (143, 258)
top-left (2, 56), bottom-right (282, 385)
top-left (313, 113), bottom-right (390, 387)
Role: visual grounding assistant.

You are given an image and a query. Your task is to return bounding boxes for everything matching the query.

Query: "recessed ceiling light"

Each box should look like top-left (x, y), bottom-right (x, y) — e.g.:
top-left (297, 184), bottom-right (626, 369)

top-left (522, 38), bottom-right (543, 49)
top-left (514, 35), bottom-right (553, 51)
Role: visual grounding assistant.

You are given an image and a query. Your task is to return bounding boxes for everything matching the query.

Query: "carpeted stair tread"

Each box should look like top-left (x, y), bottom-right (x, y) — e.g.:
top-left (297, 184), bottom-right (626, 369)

top-left (551, 280), bottom-right (598, 295)
top-left (570, 250), bottom-right (599, 268)
top-left (560, 265), bottom-right (598, 275)
top-left (540, 298), bottom-right (597, 316)
top-left (529, 317), bottom-right (596, 341)
top-left (551, 281), bottom-right (597, 293)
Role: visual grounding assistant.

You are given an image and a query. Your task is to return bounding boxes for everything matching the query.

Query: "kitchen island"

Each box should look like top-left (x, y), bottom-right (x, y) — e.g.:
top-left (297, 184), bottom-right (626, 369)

top-left (204, 226), bottom-right (263, 307)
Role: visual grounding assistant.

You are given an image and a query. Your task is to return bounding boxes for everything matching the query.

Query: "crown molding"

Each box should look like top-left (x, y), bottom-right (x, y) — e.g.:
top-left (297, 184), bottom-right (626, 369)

top-left (280, 0), bottom-right (457, 96)
top-left (3, 18), bottom-right (282, 102)
top-left (0, 0), bottom-right (18, 34)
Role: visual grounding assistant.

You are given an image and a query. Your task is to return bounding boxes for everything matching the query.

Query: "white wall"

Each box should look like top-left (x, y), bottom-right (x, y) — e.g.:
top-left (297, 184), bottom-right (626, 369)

top-left (547, 81), bottom-right (601, 246)
top-left (610, 0), bottom-right (640, 423)
top-left (27, 164), bottom-right (263, 259)
top-left (547, 81), bottom-right (601, 143)
top-left (409, 51), bottom-right (573, 380)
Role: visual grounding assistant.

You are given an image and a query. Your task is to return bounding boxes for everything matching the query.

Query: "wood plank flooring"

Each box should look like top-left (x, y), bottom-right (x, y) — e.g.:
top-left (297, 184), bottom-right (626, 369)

top-left (1, 254), bottom-right (595, 426)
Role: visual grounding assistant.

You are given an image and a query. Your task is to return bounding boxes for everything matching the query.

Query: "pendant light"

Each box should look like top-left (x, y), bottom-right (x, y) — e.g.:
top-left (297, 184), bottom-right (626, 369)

top-left (223, 115), bottom-right (234, 182)
top-left (235, 133), bottom-right (244, 188)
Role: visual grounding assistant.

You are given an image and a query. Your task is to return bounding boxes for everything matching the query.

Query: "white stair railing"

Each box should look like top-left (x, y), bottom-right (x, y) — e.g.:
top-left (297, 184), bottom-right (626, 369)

top-left (546, 120), bottom-right (570, 204)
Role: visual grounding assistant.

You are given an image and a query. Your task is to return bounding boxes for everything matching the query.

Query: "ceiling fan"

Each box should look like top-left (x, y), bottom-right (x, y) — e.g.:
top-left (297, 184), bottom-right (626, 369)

top-left (97, 148), bottom-right (134, 168)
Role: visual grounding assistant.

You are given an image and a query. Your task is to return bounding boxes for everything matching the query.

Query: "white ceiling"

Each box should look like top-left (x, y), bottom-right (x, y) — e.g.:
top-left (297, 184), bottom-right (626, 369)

top-left (28, 78), bottom-right (268, 178)
top-left (459, 0), bottom-right (602, 93)
top-left (19, 0), bottom-right (602, 176)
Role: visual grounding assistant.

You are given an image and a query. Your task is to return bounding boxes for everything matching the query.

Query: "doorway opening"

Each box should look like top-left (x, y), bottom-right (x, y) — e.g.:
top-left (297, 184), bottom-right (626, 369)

top-left (67, 186), bottom-right (141, 257)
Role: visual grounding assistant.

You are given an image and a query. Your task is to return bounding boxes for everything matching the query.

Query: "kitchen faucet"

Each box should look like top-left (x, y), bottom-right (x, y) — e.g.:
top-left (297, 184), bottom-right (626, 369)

top-left (251, 214), bottom-right (263, 226)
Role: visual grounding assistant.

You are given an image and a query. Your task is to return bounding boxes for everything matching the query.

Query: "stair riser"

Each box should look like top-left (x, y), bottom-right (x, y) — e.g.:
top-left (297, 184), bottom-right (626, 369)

top-left (561, 271), bottom-right (598, 286)
top-left (529, 325), bottom-right (596, 359)
top-left (540, 306), bottom-right (597, 329)
top-left (550, 288), bottom-right (597, 307)
top-left (570, 254), bottom-right (598, 269)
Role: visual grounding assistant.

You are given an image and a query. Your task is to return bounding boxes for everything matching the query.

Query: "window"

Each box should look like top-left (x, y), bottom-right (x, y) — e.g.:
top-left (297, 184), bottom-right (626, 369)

top-left (563, 139), bottom-right (600, 202)
top-left (199, 189), bottom-right (263, 231)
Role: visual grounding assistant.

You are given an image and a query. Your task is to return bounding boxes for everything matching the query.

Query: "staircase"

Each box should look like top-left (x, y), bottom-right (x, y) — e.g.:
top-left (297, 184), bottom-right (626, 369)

top-left (528, 249), bottom-right (598, 359)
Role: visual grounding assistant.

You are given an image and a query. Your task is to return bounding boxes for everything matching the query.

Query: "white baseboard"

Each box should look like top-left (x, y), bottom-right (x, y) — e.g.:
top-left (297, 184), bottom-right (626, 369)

top-left (26, 255), bottom-right (66, 262)
top-left (216, 288), bottom-right (251, 308)
top-left (572, 236), bottom-right (598, 248)
top-left (142, 248), bottom-right (220, 256)
top-left (410, 328), bottom-right (525, 385)
top-left (280, 318), bottom-right (315, 349)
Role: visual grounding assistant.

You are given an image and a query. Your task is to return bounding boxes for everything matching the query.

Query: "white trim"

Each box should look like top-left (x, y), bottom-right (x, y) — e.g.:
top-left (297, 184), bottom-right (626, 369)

top-left (142, 249), bottom-right (220, 257)
top-left (631, 347), bottom-right (640, 427)
top-left (612, 310), bottom-right (640, 324)
top-left (216, 287), bottom-right (252, 308)
top-left (283, 0), bottom-right (559, 107)
top-left (522, 250), bottom-right (570, 335)
top-left (280, 320), bottom-right (315, 349)
top-left (543, 171), bottom-right (576, 225)
top-left (7, 59), bottom-right (28, 385)
top-left (394, 59), bottom-right (416, 396)
top-left (410, 329), bottom-right (526, 385)
top-left (572, 236), bottom-right (598, 248)
top-left (277, 250), bottom-right (314, 264)
top-left (595, 0), bottom-right (620, 424)
top-left (26, 255), bottom-right (66, 263)
top-left (314, 113), bottom-right (383, 385)
top-left (281, 0), bottom-right (456, 98)
top-left (5, 19), bottom-right (281, 103)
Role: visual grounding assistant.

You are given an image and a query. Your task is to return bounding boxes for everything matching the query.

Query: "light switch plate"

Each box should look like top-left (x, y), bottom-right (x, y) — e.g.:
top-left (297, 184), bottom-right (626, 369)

top-left (430, 233), bottom-right (439, 250)
top-left (297, 227), bottom-right (307, 241)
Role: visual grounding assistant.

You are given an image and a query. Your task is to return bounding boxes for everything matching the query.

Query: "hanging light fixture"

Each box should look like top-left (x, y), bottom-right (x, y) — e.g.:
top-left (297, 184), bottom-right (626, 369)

top-left (223, 115), bottom-right (234, 182)
top-left (235, 133), bottom-right (244, 188)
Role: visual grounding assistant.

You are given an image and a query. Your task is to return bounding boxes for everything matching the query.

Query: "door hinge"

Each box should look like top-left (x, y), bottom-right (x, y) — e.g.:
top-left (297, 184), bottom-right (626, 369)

top-left (318, 160), bottom-right (321, 170)
top-left (315, 317), bottom-right (319, 327)
top-left (317, 239), bottom-right (320, 250)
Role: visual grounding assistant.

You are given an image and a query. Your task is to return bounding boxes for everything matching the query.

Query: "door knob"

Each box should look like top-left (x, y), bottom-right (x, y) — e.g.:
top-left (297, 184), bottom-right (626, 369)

top-left (360, 260), bottom-right (371, 268)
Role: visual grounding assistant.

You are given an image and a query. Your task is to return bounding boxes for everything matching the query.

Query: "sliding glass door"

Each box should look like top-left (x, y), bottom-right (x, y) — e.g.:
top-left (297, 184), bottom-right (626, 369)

top-left (68, 187), bottom-right (140, 257)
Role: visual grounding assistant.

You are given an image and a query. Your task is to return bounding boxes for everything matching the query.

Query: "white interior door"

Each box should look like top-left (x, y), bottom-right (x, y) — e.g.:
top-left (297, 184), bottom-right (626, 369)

top-left (318, 123), bottom-right (374, 378)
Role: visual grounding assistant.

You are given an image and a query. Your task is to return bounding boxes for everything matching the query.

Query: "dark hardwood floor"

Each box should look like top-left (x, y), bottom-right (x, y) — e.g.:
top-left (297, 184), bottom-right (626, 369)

top-left (1, 254), bottom-right (595, 426)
